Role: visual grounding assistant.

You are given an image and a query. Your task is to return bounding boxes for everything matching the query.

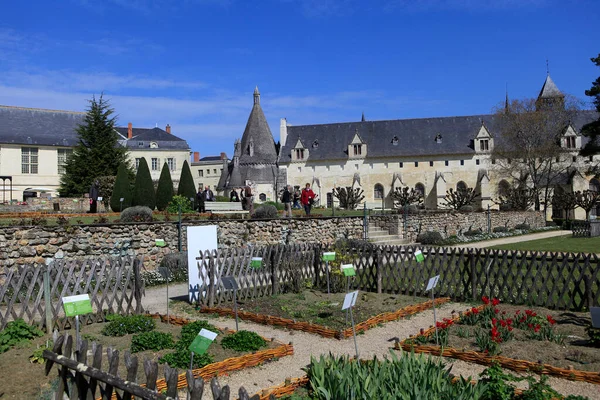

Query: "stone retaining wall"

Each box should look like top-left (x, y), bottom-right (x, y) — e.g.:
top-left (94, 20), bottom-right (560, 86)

top-left (370, 210), bottom-right (545, 242)
top-left (0, 217), bottom-right (363, 269)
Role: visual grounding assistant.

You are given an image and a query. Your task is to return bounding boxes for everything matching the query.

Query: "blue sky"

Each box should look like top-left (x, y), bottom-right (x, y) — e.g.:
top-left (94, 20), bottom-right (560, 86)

top-left (0, 0), bottom-right (597, 157)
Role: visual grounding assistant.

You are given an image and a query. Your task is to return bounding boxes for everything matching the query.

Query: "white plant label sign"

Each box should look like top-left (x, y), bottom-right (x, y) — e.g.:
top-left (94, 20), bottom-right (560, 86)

top-left (426, 275), bottom-right (440, 292)
top-left (342, 290), bottom-right (359, 311)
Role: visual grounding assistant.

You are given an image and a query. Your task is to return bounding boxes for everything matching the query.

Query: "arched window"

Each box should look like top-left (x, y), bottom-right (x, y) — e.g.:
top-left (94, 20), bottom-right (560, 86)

top-left (259, 193), bottom-right (266, 201)
top-left (498, 180), bottom-right (510, 198)
top-left (415, 183), bottom-right (425, 196)
top-left (456, 181), bottom-right (468, 192)
top-left (374, 184), bottom-right (384, 199)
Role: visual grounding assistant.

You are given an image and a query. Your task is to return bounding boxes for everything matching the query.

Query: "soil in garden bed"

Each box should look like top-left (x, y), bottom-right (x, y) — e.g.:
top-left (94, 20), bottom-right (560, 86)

top-left (430, 303), bottom-right (600, 372)
top-left (0, 318), bottom-right (278, 400)
top-left (208, 290), bottom-right (429, 331)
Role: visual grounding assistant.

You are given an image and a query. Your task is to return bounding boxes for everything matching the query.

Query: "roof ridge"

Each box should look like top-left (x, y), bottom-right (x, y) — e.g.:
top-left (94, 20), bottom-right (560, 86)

top-left (289, 113), bottom-right (495, 128)
top-left (0, 104), bottom-right (86, 115)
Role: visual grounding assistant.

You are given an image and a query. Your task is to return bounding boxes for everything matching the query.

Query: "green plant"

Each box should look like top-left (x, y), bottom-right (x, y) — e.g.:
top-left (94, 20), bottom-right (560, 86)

top-left (416, 231), bottom-right (443, 245)
top-left (252, 204), bottom-right (278, 219)
top-left (101, 314), bottom-right (155, 337)
top-left (96, 175), bottom-right (116, 209)
top-left (305, 351), bottom-right (486, 399)
top-left (94, 215), bottom-right (109, 224)
top-left (131, 157), bottom-right (156, 210)
top-left (159, 320), bottom-right (218, 369)
top-left (443, 187), bottom-right (480, 210)
top-left (31, 216), bottom-right (48, 226)
top-left (177, 160), bottom-right (196, 202)
top-left (56, 215), bottom-right (70, 226)
top-left (155, 163), bottom-right (175, 211)
top-left (479, 362), bottom-right (517, 400)
top-left (30, 340), bottom-right (53, 363)
top-left (585, 325), bottom-right (600, 347)
top-left (220, 330), bottom-right (266, 352)
top-left (332, 186), bottom-right (365, 210)
top-left (262, 200), bottom-right (284, 210)
top-left (111, 163), bottom-right (133, 212)
top-left (493, 226), bottom-right (508, 233)
top-left (120, 205), bottom-right (153, 223)
top-left (167, 195), bottom-right (195, 214)
top-left (464, 229), bottom-right (482, 236)
top-left (514, 223), bottom-right (531, 230)
top-left (131, 331), bottom-right (174, 353)
top-left (456, 326), bottom-right (470, 338)
top-left (518, 375), bottom-right (560, 400)
top-left (0, 319), bottom-right (44, 353)
top-left (475, 328), bottom-right (501, 356)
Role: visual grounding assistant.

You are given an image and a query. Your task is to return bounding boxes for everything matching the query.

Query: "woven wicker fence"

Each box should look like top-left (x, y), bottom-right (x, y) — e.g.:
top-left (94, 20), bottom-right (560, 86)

top-left (0, 256), bottom-right (144, 331)
top-left (192, 243), bottom-right (600, 312)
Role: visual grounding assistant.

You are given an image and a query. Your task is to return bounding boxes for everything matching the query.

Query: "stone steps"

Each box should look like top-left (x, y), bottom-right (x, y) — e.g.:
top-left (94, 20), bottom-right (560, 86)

top-left (367, 224), bottom-right (409, 246)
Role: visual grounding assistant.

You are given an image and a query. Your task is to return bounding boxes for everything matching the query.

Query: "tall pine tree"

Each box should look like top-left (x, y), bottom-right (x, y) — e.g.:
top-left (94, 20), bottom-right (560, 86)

top-left (581, 53), bottom-right (600, 158)
top-left (155, 163), bottom-right (174, 211)
top-left (132, 157), bottom-right (156, 209)
top-left (110, 163), bottom-right (133, 212)
top-left (59, 95), bottom-right (131, 196)
top-left (177, 160), bottom-right (197, 202)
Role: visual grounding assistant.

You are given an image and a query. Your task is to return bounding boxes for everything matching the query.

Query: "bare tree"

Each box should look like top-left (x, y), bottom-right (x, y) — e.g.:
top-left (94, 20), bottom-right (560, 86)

top-left (332, 186), bottom-right (365, 210)
top-left (496, 185), bottom-right (536, 211)
top-left (491, 97), bottom-right (581, 216)
top-left (391, 186), bottom-right (423, 209)
top-left (551, 190), bottom-right (577, 221)
top-left (574, 189), bottom-right (600, 220)
top-left (443, 187), bottom-right (480, 210)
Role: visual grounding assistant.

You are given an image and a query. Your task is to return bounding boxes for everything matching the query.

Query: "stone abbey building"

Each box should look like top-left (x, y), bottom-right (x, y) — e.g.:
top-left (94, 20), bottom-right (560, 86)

top-left (221, 77), bottom-right (598, 218)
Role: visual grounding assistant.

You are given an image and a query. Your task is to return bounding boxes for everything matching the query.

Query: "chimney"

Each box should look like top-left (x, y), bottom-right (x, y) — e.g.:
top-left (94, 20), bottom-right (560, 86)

top-left (165, 124), bottom-right (171, 134)
top-left (193, 152), bottom-right (200, 163)
top-left (220, 152), bottom-right (227, 160)
top-left (127, 122), bottom-right (133, 139)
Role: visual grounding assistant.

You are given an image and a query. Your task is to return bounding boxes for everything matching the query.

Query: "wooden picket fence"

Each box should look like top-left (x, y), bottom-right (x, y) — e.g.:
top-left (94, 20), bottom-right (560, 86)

top-left (0, 256), bottom-right (144, 331)
top-left (193, 243), bottom-right (600, 311)
top-left (43, 332), bottom-right (260, 400)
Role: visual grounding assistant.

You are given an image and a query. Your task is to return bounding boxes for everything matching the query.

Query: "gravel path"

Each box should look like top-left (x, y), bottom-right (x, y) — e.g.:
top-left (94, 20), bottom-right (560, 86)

top-left (142, 289), bottom-right (599, 399)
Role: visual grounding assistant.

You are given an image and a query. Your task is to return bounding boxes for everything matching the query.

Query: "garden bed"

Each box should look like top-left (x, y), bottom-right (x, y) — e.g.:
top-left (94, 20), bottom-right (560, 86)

top-left (196, 290), bottom-right (450, 339)
top-left (0, 314), bottom-right (292, 399)
top-left (397, 297), bottom-right (600, 384)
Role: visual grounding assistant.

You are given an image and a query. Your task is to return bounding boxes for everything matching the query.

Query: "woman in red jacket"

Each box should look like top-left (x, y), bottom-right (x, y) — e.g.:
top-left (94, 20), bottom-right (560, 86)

top-left (300, 183), bottom-right (317, 216)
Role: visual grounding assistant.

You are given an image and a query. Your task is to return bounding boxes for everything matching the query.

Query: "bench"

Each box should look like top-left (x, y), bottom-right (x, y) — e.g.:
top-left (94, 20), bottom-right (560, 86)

top-left (205, 201), bottom-right (249, 217)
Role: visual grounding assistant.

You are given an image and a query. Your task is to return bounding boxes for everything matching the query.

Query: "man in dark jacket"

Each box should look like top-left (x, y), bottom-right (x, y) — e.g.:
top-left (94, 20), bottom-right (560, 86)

top-left (282, 185), bottom-right (292, 218)
top-left (196, 185), bottom-right (206, 213)
top-left (202, 186), bottom-right (214, 202)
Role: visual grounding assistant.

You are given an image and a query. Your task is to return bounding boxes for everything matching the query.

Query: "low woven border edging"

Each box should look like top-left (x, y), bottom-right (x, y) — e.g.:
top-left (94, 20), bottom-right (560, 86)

top-left (150, 314), bottom-right (294, 393)
top-left (394, 306), bottom-right (600, 385)
top-left (199, 297), bottom-right (450, 339)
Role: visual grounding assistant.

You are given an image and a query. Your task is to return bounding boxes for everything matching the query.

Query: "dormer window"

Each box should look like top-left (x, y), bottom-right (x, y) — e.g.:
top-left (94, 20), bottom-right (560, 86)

top-left (480, 139), bottom-right (489, 151)
top-left (435, 134), bottom-right (442, 144)
top-left (138, 141), bottom-right (144, 147)
top-left (295, 148), bottom-right (305, 160)
top-left (312, 140), bottom-right (319, 149)
top-left (353, 144), bottom-right (362, 156)
top-left (150, 141), bottom-right (158, 149)
top-left (391, 136), bottom-right (399, 145)
top-left (292, 138), bottom-right (308, 161)
top-left (566, 137), bottom-right (576, 149)
top-left (348, 129), bottom-right (366, 159)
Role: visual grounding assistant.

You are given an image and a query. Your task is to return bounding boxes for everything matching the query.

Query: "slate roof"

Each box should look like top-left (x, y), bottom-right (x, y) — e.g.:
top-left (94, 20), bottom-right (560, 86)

top-left (238, 87), bottom-right (278, 165)
top-left (0, 105), bottom-right (190, 150)
top-left (115, 127), bottom-right (190, 150)
top-left (198, 156), bottom-right (223, 162)
top-left (538, 75), bottom-right (563, 99)
top-left (0, 105), bottom-right (84, 146)
top-left (280, 110), bottom-right (599, 163)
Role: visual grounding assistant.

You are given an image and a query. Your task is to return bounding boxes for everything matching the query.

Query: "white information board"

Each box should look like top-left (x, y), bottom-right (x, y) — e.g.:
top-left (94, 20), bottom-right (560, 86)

top-left (187, 225), bottom-right (218, 302)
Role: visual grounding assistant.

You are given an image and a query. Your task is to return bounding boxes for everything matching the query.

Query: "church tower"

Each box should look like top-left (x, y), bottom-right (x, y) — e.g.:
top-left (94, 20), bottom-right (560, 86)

top-left (536, 74), bottom-right (565, 111)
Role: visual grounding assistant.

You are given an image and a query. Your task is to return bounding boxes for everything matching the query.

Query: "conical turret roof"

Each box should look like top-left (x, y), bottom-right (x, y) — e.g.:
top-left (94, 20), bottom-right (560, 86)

top-left (239, 86), bottom-right (278, 165)
top-left (538, 75), bottom-right (563, 99)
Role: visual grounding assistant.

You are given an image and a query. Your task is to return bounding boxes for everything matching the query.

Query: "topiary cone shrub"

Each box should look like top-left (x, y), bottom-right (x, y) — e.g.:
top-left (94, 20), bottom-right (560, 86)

top-left (132, 157), bottom-right (156, 210)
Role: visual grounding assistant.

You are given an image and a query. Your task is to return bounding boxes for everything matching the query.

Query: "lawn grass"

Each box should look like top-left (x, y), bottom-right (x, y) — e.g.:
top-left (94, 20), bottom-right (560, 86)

top-left (489, 234), bottom-right (600, 254)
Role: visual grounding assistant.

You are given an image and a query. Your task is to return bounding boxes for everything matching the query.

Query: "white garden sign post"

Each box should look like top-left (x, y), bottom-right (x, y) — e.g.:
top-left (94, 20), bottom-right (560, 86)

top-left (342, 290), bottom-right (360, 358)
top-left (341, 264), bottom-right (356, 325)
top-left (426, 275), bottom-right (441, 345)
top-left (62, 294), bottom-right (93, 350)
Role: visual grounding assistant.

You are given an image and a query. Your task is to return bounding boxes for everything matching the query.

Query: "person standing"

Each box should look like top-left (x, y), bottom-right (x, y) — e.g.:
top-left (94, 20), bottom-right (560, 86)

top-left (203, 186), bottom-right (214, 202)
top-left (301, 183), bottom-right (317, 216)
top-left (244, 184), bottom-right (254, 215)
top-left (281, 185), bottom-right (292, 218)
top-left (230, 188), bottom-right (240, 202)
top-left (292, 190), bottom-right (301, 209)
top-left (89, 180), bottom-right (99, 213)
top-left (196, 185), bottom-right (206, 213)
